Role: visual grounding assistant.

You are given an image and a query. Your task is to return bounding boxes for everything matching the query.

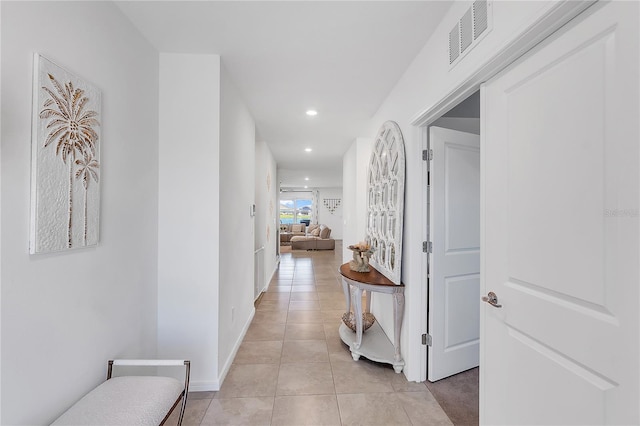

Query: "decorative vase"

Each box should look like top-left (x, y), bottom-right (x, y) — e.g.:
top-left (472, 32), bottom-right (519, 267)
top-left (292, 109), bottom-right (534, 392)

top-left (348, 245), bottom-right (372, 272)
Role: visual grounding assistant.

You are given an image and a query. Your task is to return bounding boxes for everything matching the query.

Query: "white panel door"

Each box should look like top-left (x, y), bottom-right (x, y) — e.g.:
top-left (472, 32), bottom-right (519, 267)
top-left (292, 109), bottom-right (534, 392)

top-left (428, 126), bottom-right (480, 382)
top-left (481, 2), bottom-right (638, 424)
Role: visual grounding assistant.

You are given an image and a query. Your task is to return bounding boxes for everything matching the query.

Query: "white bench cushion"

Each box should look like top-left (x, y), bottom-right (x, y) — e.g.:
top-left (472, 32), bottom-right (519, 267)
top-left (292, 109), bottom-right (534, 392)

top-left (52, 376), bottom-right (183, 426)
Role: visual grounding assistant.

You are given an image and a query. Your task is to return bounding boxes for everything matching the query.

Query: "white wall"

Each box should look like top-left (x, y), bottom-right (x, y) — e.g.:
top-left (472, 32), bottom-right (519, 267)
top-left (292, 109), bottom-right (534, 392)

top-left (1, 2), bottom-right (159, 424)
top-left (442, 90), bottom-right (480, 118)
top-left (157, 56), bottom-right (258, 390)
top-left (255, 140), bottom-right (279, 292)
top-left (158, 53), bottom-right (220, 390)
top-left (364, 1), bottom-right (564, 381)
top-left (431, 117), bottom-right (480, 135)
top-left (0, 2), bottom-right (3, 420)
top-left (342, 138), bottom-right (372, 262)
top-left (342, 145), bottom-right (356, 261)
top-left (218, 63), bottom-right (256, 381)
top-left (317, 187), bottom-right (343, 240)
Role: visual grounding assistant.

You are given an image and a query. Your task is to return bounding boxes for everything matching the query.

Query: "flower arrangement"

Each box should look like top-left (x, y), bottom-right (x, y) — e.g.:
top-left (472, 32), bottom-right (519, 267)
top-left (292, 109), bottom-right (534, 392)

top-left (348, 241), bottom-right (375, 272)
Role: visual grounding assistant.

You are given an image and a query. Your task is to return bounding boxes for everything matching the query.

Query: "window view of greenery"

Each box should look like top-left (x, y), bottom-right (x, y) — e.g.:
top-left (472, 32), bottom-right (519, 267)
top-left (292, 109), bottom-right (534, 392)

top-left (280, 199), bottom-right (312, 224)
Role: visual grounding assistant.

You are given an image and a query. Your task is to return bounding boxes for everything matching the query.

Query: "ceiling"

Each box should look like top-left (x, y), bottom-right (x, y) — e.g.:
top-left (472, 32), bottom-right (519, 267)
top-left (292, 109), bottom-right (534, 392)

top-left (116, 1), bottom-right (452, 188)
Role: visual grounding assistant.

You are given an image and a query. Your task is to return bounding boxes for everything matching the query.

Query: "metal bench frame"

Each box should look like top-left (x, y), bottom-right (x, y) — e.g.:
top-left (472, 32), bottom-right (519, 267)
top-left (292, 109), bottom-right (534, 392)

top-left (107, 359), bottom-right (191, 426)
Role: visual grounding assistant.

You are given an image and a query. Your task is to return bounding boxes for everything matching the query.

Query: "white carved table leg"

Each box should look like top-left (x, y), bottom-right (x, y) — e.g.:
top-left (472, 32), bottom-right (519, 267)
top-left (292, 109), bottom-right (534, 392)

top-left (364, 290), bottom-right (371, 314)
top-left (392, 291), bottom-right (405, 373)
top-left (341, 278), bottom-right (351, 314)
top-left (353, 286), bottom-right (364, 351)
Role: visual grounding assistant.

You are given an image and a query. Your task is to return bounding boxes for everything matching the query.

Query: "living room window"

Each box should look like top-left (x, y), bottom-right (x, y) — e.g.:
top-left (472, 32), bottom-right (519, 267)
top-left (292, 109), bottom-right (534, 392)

top-left (280, 198), bottom-right (312, 224)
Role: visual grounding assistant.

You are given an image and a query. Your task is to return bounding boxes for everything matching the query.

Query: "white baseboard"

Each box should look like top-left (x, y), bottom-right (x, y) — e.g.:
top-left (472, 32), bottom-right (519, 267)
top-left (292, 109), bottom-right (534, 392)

top-left (217, 307), bottom-right (255, 387)
top-left (189, 380), bottom-right (220, 392)
top-left (253, 256), bottom-right (279, 299)
top-left (262, 259), bottom-right (280, 293)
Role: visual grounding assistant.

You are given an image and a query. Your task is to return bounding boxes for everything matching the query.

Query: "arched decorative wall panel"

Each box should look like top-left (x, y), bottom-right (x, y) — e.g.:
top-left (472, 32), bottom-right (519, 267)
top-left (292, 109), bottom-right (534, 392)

top-left (366, 121), bottom-right (405, 284)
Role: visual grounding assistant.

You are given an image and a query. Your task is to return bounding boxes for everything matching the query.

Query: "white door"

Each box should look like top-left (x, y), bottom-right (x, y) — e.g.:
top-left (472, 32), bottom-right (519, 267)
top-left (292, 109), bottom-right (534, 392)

top-left (428, 126), bottom-right (481, 382)
top-left (481, 2), bottom-right (638, 424)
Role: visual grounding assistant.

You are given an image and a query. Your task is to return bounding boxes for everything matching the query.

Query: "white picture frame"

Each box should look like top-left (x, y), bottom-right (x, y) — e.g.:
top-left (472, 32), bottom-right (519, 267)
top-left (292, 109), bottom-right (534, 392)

top-left (30, 54), bottom-right (102, 254)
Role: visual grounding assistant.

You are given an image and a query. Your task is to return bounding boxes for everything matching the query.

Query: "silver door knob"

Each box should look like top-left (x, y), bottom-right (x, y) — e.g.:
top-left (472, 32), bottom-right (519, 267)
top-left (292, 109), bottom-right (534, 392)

top-left (482, 291), bottom-right (502, 308)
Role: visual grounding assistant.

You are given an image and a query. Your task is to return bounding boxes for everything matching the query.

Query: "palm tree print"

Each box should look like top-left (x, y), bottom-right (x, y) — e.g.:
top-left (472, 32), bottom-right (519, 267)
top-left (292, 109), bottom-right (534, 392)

top-left (40, 73), bottom-right (100, 248)
top-left (75, 150), bottom-right (100, 245)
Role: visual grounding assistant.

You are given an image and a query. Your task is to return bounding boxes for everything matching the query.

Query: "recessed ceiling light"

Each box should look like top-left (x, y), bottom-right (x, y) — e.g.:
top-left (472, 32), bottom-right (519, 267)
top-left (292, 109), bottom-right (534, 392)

top-left (306, 110), bottom-right (318, 116)
top-left (304, 185), bottom-right (308, 189)
top-left (305, 148), bottom-right (312, 152)
top-left (305, 177), bottom-right (309, 181)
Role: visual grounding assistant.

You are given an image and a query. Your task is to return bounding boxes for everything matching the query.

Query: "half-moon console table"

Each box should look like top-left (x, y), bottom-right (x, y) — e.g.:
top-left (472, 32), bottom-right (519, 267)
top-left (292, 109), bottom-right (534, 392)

top-left (338, 263), bottom-right (405, 373)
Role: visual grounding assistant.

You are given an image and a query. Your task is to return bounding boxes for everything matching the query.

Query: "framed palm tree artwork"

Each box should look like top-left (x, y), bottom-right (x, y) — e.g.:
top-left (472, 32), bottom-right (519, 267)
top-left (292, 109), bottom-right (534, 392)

top-left (30, 54), bottom-right (101, 254)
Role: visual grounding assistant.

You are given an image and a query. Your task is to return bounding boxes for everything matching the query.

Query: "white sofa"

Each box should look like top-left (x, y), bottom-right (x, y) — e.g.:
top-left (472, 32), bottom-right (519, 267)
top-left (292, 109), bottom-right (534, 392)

top-left (291, 224), bottom-right (335, 250)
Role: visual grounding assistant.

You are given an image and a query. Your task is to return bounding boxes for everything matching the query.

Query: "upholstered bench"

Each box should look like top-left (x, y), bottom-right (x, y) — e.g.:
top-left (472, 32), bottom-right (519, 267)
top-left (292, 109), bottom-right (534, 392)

top-left (51, 359), bottom-right (190, 426)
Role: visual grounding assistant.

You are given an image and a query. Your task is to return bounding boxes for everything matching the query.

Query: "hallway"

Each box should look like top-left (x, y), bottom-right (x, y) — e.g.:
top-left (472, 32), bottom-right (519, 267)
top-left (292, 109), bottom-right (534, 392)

top-left (169, 243), bottom-right (453, 425)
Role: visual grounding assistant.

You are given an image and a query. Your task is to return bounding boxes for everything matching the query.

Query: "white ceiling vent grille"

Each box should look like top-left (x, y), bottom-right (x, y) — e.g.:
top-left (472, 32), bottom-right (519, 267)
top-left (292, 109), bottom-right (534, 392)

top-left (449, 0), bottom-right (492, 68)
top-left (460, 8), bottom-right (473, 53)
top-left (449, 23), bottom-right (460, 64)
top-left (473, 0), bottom-right (489, 39)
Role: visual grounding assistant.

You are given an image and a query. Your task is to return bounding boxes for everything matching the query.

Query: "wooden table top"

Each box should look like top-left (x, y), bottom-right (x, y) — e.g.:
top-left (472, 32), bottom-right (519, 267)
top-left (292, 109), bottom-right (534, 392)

top-left (339, 263), bottom-right (403, 287)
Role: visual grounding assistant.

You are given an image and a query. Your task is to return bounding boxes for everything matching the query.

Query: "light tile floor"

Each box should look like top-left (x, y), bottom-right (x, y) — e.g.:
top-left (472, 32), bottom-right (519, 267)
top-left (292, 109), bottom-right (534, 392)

top-left (168, 243), bottom-right (453, 425)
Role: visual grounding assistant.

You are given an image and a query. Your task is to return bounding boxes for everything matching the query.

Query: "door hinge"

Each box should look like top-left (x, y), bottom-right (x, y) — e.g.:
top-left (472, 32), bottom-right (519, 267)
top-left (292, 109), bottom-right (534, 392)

top-left (422, 333), bottom-right (432, 346)
top-left (422, 149), bottom-right (433, 161)
top-left (422, 241), bottom-right (432, 253)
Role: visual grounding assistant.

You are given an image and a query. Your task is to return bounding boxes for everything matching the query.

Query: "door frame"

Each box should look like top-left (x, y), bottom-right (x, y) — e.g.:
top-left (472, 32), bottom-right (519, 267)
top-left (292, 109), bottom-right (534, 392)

top-left (411, 0), bottom-right (595, 382)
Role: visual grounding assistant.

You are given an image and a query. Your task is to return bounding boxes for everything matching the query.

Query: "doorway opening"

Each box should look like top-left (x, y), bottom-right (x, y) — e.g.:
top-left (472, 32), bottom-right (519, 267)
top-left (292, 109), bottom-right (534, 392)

top-left (424, 89), bottom-right (480, 425)
top-left (409, 3), bottom-right (615, 424)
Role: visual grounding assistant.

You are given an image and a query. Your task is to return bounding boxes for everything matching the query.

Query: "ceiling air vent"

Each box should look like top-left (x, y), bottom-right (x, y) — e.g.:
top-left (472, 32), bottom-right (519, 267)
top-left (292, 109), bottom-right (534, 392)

top-left (460, 7), bottom-right (473, 53)
top-left (449, 0), bottom-right (492, 68)
top-left (473, 0), bottom-right (489, 39)
top-left (449, 23), bottom-right (460, 64)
